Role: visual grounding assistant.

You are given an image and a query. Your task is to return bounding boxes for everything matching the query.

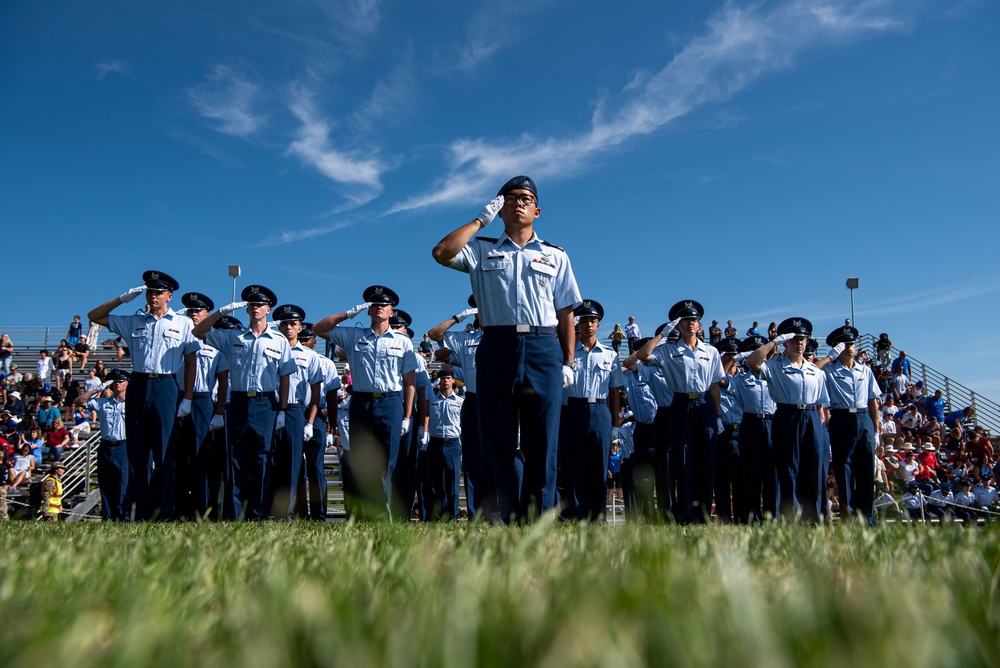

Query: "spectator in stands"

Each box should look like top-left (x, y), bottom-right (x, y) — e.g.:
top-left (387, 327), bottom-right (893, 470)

top-left (897, 444), bottom-right (923, 483)
top-left (0, 411), bottom-right (20, 447)
top-left (944, 427), bottom-right (964, 457)
top-left (25, 428), bottom-right (42, 468)
top-left (920, 416), bottom-right (941, 444)
top-left (92, 359), bottom-right (108, 381)
top-left (0, 334), bottom-right (13, 376)
top-left (36, 350), bottom-right (54, 394)
top-left (924, 389), bottom-right (946, 422)
top-left (611, 323), bottom-right (626, 354)
top-left (8, 444), bottom-right (35, 488)
top-left (891, 366), bottom-right (909, 402)
top-left (874, 333), bottom-right (892, 369)
top-left (907, 379), bottom-right (926, 405)
top-left (916, 444), bottom-right (940, 484)
top-left (767, 322), bottom-right (777, 341)
top-left (62, 374), bottom-right (82, 413)
top-left (54, 340), bottom-right (73, 388)
top-left (4, 364), bottom-right (22, 392)
top-left (944, 406), bottom-right (974, 441)
top-left (73, 336), bottom-right (90, 370)
top-left (43, 417), bottom-right (70, 461)
top-left (898, 404), bottom-right (922, 439)
top-left (891, 350), bottom-right (911, 378)
top-left (974, 477), bottom-right (999, 514)
top-left (4, 390), bottom-right (25, 419)
top-left (745, 321), bottom-right (760, 337)
top-left (36, 396), bottom-right (59, 432)
top-left (83, 369), bottom-right (102, 393)
top-left (67, 315), bottom-right (83, 346)
top-left (724, 320), bottom-right (737, 338)
top-left (969, 427), bottom-right (994, 462)
top-left (418, 333), bottom-right (435, 361)
top-left (624, 316), bottom-right (641, 354)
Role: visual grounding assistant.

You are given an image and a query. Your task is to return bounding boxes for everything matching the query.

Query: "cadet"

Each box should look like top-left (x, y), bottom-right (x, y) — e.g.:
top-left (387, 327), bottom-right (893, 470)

top-left (313, 286), bottom-right (417, 520)
top-left (637, 301), bottom-right (724, 524)
top-left (193, 285), bottom-right (297, 520)
top-left (176, 292), bottom-right (230, 520)
top-left (205, 315), bottom-right (243, 518)
top-left (647, 326), bottom-right (679, 520)
top-left (388, 309), bottom-right (429, 520)
top-left (620, 338), bottom-right (659, 520)
top-left (425, 368), bottom-right (464, 520)
top-left (432, 176), bottom-right (582, 523)
top-left (733, 336), bottom-right (778, 522)
top-left (272, 304), bottom-right (323, 519)
top-left (746, 318), bottom-right (831, 523)
top-left (297, 323), bottom-right (341, 521)
top-left (715, 336), bottom-right (745, 523)
top-left (75, 368), bottom-right (129, 521)
top-left (816, 325), bottom-right (882, 525)
top-left (560, 300), bottom-right (623, 521)
top-left (87, 270), bottom-right (199, 520)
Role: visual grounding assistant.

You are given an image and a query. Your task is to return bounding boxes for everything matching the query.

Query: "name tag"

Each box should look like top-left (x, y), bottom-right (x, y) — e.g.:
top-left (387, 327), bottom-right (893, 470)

top-left (529, 260), bottom-right (556, 277)
top-left (264, 348), bottom-right (281, 361)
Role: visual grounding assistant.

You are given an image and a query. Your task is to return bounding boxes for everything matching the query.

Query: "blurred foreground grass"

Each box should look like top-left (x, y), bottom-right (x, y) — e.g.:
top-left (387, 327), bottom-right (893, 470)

top-left (2, 520), bottom-right (999, 667)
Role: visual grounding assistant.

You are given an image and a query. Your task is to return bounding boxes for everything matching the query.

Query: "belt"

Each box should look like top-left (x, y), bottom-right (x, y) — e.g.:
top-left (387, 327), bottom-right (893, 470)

top-left (286, 402), bottom-right (302, 408)
top-left (831, 407), bottom-right (863, 414)
top-left (101, 439), bottom-right (126, 446)
top-left (674, 392), bottom-right (706, 400)
top-left (777, 403), bottom-right (821, 411)
top-left (191, 392), bottom-right (212, 399)
top-left (567, 397), bottom-right (607, 405)
top-left (133, 372), bottom-right (175, 379)
top-left (353, 391), bottom-right (400, 399)
top-left (744, 413), bottom-right (774, 420)
top-left (482, 325), bottom-right (557, 335)
top-left (232, 391), bottom-right (273, 399)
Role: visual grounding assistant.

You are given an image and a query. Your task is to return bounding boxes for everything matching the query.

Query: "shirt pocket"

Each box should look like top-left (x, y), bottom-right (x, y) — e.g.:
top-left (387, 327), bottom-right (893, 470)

top-left (528, 260), bottom-right (556, 301)
top-left (482, 255), bottom-right (511, 296)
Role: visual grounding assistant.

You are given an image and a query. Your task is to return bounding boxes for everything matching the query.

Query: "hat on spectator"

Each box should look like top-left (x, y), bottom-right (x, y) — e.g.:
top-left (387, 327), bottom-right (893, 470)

top-left (825, 326), bottom-right (860, 348)
top-left (884, 457), bottom-right (899, 469)
top-left (900, 443), bottom-right (916, 452)
top-left (497, 175), bottom-right (537, 199)
top-left (777, 317), bottom-right (812, 337)
top-left (9, 391), bottom-right (19, 399)
top-left (106, 368), bottom-right (130, 383)
top-left (805, 338), bottom-right (819, 356)
top-left (389, 309), bottom-right (413, 328)
top-left (50, 461), bottom-right (66, 472)
top-left (299, 322), bottom-right (316, 340)
top-left (142, 270), bottom-right (179, 292)
top-left (363, 285), bottom-right (399, 307)
top-left (715, 337), bottom-right (740, 355)
top-left (739, 336), bottom-right (768, 353)
top-left (41, 396), bottom-right (52, 403)
top-left (273, 304), bottom-right (306, 323)
top-left (574, 299), bottom-right (604, 321)
top-left (182, 292), bottom-right (214, 312)
top-left (668, 300), bottom-right (704, 321)
top-left (241, 285), bottom-right (277, 306)
top-left (922, 443), bottom-right (936, 451)
top-left (885, 445), bottom-right (898, 453)
top-left (213, 316), bottom-right (243, 330)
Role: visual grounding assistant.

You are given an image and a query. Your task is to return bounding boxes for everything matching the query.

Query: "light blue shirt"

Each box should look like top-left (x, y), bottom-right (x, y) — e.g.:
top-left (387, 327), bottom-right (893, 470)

top-left (108, 309), bottom-right (199, 374)
top-left (448, 231), bottom-right (582, 327)
top-left (648, 339), bottom-right (725, 394)
top-left (288, 343), bottom-right (324, 405)
top-left (206, 326), bottom-right (297, 393)
top-left (86, 396), bottom-right (127, 441)
top-left (637, 363), bottom-right (672, 408)
top-left (732, 370), bottom-right (777, 417)
top-left (442, 329), bottom-right (482, 393)
top-left (566, 340), bottom-right (624, 401)
top-left (719, 373), bottom-right (742, 425)
top-left (315, 355), bottom-right (341, 409)
top-left (621, 369), bottom-right (657, 424)
top-left (824, 360), bottom-right (882, 410)
top-left (330, 326), bottom-right (418, 393)
top-left (429, 391), bottom-right (463, 439)
top-left (617, 421), bottom-right (635, 458)
top-left (758, 356), bottom-right (830, 407)
top-left (191, 344), bottom-right (229, 395)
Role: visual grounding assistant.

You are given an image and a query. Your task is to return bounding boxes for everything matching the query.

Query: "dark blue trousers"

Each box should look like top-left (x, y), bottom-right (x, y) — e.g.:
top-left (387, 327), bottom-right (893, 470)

top-left (559, 401), bottom-right (613, 522)
top-left (461, 392), bottom-right (483, 516)
top-left (299, 414), bottom-right (327, 520)
top-left (124, 375), bottom-right (179, 520)
top-left (226, 393), bottom-right (278, 521)
top-left (390, 411), bottom-right (419, 521)
top-left (272, 404), bottom-right (305, 519)
top-left (714, 424), bottom-right (744, 523)
top-left (652, 406), bottom-right (672, 520)
top-left (772, 405), bottom-right (828, 523)
top-left (668, 396), bottom-right (718, 524)
top-left (739, 414), bottom-right (776, 522)
top-left (476, 332), bottom-right (562, 523)
top-left (426, 436), bottom-right (462, 520)
top-left (829, 410), bottom-right (877, 526)
top-left (173, 394), bottom-right (215, 520)
top-left (98, 440), bottom-right (129, 521)
top-left (631, 422), bottom-right (657, 521)
top-left (347, 393), bottom-right (402, 520)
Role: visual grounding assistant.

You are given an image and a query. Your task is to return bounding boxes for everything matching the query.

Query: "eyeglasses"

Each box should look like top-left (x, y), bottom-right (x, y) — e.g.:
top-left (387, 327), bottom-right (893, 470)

top-left (504, 194), bottom-right (536, 207)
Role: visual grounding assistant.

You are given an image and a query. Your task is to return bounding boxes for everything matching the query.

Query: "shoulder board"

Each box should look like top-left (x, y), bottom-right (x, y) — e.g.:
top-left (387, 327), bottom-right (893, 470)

top-left (475, 236), bottom-right (498, 243)
top-left (540, 240), bottom-right (564, 251)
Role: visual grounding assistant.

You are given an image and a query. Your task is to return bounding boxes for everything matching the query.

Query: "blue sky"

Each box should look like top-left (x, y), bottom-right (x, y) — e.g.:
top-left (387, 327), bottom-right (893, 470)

top-left (3, 0), bottom-right (999, 396)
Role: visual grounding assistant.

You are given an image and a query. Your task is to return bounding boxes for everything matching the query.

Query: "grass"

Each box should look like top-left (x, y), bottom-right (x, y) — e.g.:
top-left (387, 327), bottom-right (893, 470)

top-left (2, 520), bottom-right (999, 667)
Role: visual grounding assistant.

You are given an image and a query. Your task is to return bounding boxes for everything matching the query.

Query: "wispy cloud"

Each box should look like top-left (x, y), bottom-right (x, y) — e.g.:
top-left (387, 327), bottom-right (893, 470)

top-left (348, 51), bottom-right (418, 133)
top-left (252, 219), bottom-right (354, 247)
top-left (856, 277), bottom-right (1000, 317)
top-left (187, 64), bottom-right (265, 137)
top-left (96, 60), bottom-right (132, 79)
top-left (390, 0), bottom-right (907, 213)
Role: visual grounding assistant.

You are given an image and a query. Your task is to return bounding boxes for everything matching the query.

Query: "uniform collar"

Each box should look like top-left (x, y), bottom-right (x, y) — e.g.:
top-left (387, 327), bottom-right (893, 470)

top-left (495, 230), bottom-right (543, 250)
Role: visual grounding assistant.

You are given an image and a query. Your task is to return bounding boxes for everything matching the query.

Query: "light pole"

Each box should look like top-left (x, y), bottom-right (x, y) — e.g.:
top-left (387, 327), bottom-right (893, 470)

top-left (846, 277), bottom-right (859, 332)
top-left (228, 265), bottom-right (241, 304)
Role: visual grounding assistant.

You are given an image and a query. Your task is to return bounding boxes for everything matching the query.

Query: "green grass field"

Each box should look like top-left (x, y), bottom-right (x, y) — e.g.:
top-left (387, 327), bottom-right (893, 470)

top-left (2, 520), bottom-right (999, 667)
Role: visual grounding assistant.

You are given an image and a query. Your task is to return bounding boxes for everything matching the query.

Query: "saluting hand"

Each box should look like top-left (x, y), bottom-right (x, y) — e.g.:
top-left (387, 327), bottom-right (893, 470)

top-left (828, 342), bottom-right (846, 359)
top-left (99, 380), bottom-right (114, 392)
top-left (346, 303), bottom-right (371, 319)
top-left (219, 301), bottom-right (248, 315)
top-left (773, 333), bottom-right (796, 345)
top-left (454, 308), bottom-right (478, 323)
top-left (119, 285), bottom-right (146, 304)
top-left (476, 195), bottom-right (505, 228)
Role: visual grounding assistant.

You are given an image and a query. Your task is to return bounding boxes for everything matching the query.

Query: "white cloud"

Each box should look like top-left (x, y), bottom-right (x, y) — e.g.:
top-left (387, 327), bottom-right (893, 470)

top-left (187, 64), bottom-right (265, 137)
top-left (253, 219), bottom-right (354, 247)
top-left (390, 0), bottom-right (907, 213)
top-left (96, 60), bottom-right (132, 79)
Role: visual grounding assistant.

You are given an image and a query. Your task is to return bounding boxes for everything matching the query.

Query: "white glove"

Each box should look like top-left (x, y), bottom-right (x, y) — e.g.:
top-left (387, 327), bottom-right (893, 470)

top-left (219, 301), bottom-right (248, 315)
top-left (454, 308), bottom-right (478, 323)
top-left (304, 423), bottom-right (314, 441)
top-left (176, 398), bottom-right (192, 419)
top-left (275, 411), bottom-right (286, 430)
top-left (401, 417), bottom-right (411, 436)
top-left (735, 351), bottom-right (752, 362)
top-left (99, 380), bottom-right (114, 392)
top-left (418, 426), bottom-right (429, 446)
top-left (717, 418), bottom-right (724, 432)
top-left (119, 285), bottom-right (146, 304)
top-left (346, 303), bottom-right (371, 319)
top-left (667, 317), bottom-right (682, 331)
top-left (773, 333), bottom-right (796, 345)
top-left (828, 342), bottom-right (846, 359)
top-left (209, 414), bottom-right (225, 431)
top-left (562, 364), bottom-right (575, 389)
top-left (475, 195), bottom-right (505, 228)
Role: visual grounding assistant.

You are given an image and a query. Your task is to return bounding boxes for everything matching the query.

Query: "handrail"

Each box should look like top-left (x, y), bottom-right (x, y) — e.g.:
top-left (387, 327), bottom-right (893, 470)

top-left (60, 432), bottom-right (100, 499)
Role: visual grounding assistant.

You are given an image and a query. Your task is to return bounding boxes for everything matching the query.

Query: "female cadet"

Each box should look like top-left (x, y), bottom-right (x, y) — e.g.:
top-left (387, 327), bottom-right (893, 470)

top-left (75, 368), bottom-right (128, 521)
top-left (714, 336), bottom-right (744, 524)
top-left (733, 335), bottom-right (778, 522)
top-left (637, 300), bottom-right (724, 524)
top-left (746, 318), bottom-right (830, 523)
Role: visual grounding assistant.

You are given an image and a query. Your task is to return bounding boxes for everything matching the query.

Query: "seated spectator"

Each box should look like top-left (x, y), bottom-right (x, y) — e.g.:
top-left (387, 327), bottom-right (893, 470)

top-left (8, 444), bottom-right (35, 488)
top-left (969, 427), bottom-right (994, 462)
top-left (37, 396), bottom-right (59, 432)
top-left (92, 359), bottom-right (108, 381)
top-left (907, 380), bottom-right (926, 404)
top-left (83, 369), bottom-right (102, 393)
top-left (0, 411), bottom-right (21, 447)
top-left (881, 396), bottom-right (898, 421)
top-left (920, 416), bottom-right (941, 443)
top-left (974, 458), bottom-right (994, 484)
top-left (24, 428), bottom-right (43, 468)
top-left (898, 404), bottom-right (923, 439)
top-left (924, 389), bottom-right (946, 422)
top-left (43, 417), bottom-right (70, 461)
top-left (767, 322), bottom-right (778, 340)
top-left (4, 364), bottom-right (23, 392)
top-left (897, 445), bottom-right (923, 484)
top-left (944, 406), bottom-right (975, 441)
top-left (916, 444), bottom-right (940, 484)
top-left (891, 350), bottom-right (911, 378)
top-left (417, 333), bottom-right (434, 361)
top-left (72, 336), bottom-right (91, 371)
top-left (745, 321), bottom-right (760, 337)
top-left (54, 340), bottom-right (73, 388)
top-left (3, 390), bottom-right (25, 419)
top-left (891, 368), bottom-right (909, 402)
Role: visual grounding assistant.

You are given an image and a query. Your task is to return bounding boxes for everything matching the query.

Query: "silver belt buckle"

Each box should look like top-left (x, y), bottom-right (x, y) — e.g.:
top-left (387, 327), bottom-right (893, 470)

top-left (587, 398), bottom-right (597, 404)
top-left (796, 404), bottom-right (806, 409)
top-left (515, 324), bottom-right (530, 333)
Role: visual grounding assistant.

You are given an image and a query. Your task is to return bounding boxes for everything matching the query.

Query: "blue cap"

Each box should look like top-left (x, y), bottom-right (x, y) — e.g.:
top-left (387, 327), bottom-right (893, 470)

top-left (468, 294), bottom-right (477, 308)
top-left (825, 326), bottom-right (859, 347)
top-left (739, 335), bottom-right (768, 353)
top-left (777, 317), bottom-right (812, 337)
top-left (181, 292), bottom-right (214, 311)
top-left (668, 300), bottom-right (704, 321)
top-left (389, 309), bottom-right (412, 328)
top-left (805, 338), bottom-right (819, 355)
top-left (142, 270), bottom-right (179, 292)
top-left (363, 285), bottom-right (399, 306)
top-left (106, 368), bottom-right (131, 382)
top-left (300, 322), bottom-right (315, 340)
top-left (242, 285), bottom-right (277, 306)
top-left (497, 175), bottom-right (537, 199)
top-left (213, 316), bottom-right (243, 330)
top-left (273, 304), bottom-right (306, 322)
top-left (574, 299), bottom-right (604, 321)
top-left (715, 338), bottom-right (740, 355)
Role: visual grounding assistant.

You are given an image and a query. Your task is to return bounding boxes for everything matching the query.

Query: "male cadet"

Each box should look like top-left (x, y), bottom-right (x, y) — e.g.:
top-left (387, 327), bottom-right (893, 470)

top-left (637, 301), bottom-right (724, 524)
top-left (88, 270), bottom-right (199, 521)
top-left (732, 336), bottom-right (778, 522)
top-left (193, 285), bottom-right (297, 521)
top-left (427, 295), bottom-right (484, 515)
top-left (715, 337), bottom-right (745, 524)
top-left (620, 338), bottom-right (658, 520)
top-left (387, 309), bottom-right (430, 520)
top-left (297, 322), bottom-right (342, 521)
top-left (313, 286), bottom-right (417, 520)
top-left (425, 368), bottom-right (464, 520)
top-left (175, 292), bottom-right (229, 520)
top-left (206, 315), bottom-right (243, 518)
top-left (271, 304), bottom-right (323, 519)
top-left (647, 325), bottom-right (679, 520)
top-left (432, 176), bottom-right (581, 523)
top-left (816, 325), bottom-right (882, 525)
top-left (74, 369), bottom-right (127, 521)
top-left (559, 300), bottom-right (623, 521)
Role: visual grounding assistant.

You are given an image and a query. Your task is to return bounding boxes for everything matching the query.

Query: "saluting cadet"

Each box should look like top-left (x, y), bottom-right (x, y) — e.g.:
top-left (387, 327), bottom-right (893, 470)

top-left (432, 176), bottom-right (582, 523)
top-left (272, 304), bottom-right (323, 519)
top-left (175, 292), bottom-right (230, 520)
top-left (388, 309), bottom-right (429, 520)
top-left (560, 300), bottom-right (623, 522)
top-left (746, 318), bottom-right (831, 523)
top-left (74, 368), bottom-right (129, 521)
top-left (733, 335), bottom-right (778, 522)
top-left (715, 336), bottom-right (745, 524)
top-left (313, 286), bottom-right (418, 520)
top-left (88, 270), bottom-right (199, 521)
top-left (297, 323), bottom-right (341, 521)
top-left (816, 325), bottom-right (882, 525)
top-left (425, 368), bottom-right (464, 520)
top-left (637, 301), bottom-right (724, 524)
top-left (647, 326), bottom-right (679, 520)
top-left (205, 315), bottom-right (242, 519)
top-left (428, 295), bottom-right (484, 516)
top-left (620, 339), bottom-right (659, 521)
top-left (192, 285), bottom-right (297, 521)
